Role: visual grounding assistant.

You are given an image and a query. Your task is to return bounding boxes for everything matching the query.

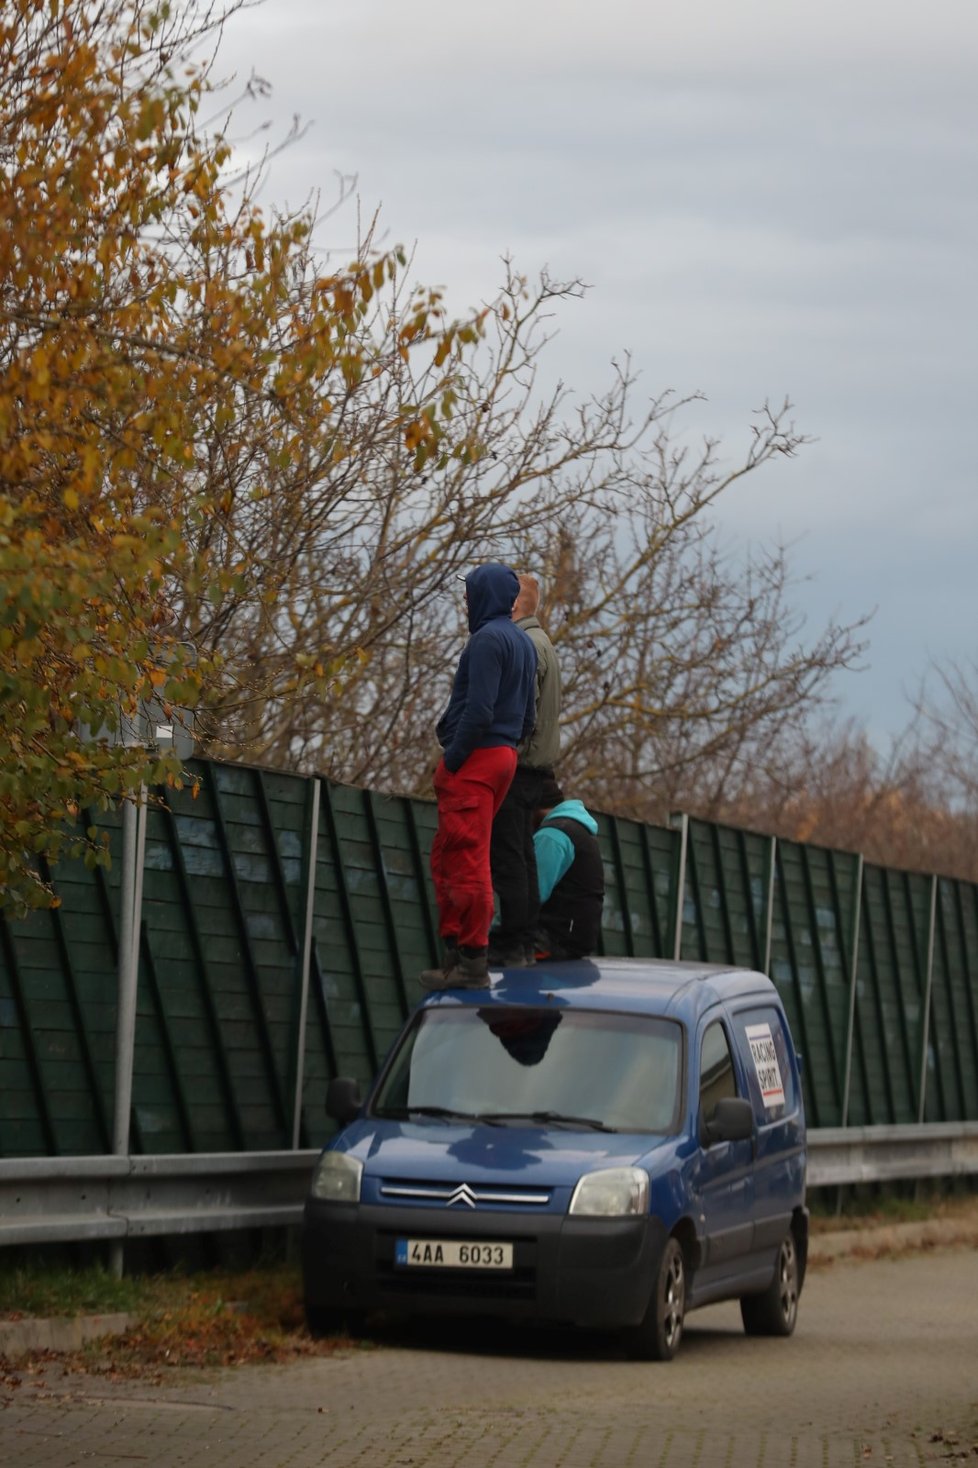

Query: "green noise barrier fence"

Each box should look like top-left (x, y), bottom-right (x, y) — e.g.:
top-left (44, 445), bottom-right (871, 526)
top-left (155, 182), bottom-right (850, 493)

top-left (1, 757), bottom-right (977, 1160)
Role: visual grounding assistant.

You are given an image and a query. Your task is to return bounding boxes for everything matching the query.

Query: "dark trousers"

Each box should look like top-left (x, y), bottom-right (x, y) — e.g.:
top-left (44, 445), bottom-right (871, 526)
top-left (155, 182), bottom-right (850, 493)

top-left (489, 764), bottom-right (550, 948)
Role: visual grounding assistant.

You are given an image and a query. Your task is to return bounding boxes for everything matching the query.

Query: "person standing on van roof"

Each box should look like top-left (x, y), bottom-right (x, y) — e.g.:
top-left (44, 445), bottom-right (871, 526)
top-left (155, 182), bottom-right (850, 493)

top-left (531, 779), bottom-right (605, 960)
top-left (420, 563), bottom-right (537, 991)
top-left (488, 574), bottom-right (562, 967)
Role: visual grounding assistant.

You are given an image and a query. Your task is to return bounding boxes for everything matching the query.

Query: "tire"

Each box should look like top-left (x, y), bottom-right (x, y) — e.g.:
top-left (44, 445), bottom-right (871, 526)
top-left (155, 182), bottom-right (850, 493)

top-left (625, 1236), bottom-right (687, 1361)
top-left (304, 1303), bottom-right (365, 1340)
top-left (740, 1230), bottom-right (799, 1337)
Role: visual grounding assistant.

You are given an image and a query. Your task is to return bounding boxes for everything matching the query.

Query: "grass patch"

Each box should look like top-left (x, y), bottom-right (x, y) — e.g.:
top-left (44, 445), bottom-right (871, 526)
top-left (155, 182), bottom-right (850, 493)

top-left (810, 1190), bottom-right (978, 1234)
top-left (0, 1262), bottom-right (358, 1377)
top-left (0, 1262), bottom-right (149, 1318)
top-left (76, 1264), bottom-right (323, 1373)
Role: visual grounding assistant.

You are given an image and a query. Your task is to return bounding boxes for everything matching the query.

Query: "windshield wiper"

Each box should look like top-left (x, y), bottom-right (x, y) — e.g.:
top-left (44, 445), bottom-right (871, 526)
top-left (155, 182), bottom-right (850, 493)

top-left (479, 1110), bottom-right (617, 1133)
top-left (382, 1105), bottom-right (505, 1127)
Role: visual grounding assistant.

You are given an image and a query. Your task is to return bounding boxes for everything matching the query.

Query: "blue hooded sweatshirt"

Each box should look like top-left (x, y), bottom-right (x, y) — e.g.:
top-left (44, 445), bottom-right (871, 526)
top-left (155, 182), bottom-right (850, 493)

top-left (436, 563), bottom-right (537, 773)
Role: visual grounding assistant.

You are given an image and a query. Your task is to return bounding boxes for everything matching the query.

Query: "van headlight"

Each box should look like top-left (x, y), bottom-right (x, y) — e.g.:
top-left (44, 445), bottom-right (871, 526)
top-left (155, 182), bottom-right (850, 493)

top-left (568, 1167), bottom-right (649, 1217)
top-left (310, 1152), bottom-right (363, 1203)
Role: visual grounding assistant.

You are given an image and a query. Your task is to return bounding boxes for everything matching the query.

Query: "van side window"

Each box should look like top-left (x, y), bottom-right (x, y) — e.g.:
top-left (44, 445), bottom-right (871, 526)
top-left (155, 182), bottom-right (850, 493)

top-left (699, 1021), bottom-right (737, 1135)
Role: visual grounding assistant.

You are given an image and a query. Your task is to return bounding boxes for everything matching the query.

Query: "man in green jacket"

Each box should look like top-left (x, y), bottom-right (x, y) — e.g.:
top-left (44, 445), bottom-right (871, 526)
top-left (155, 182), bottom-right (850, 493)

top-left (489, 574), bottom-right (562, 966)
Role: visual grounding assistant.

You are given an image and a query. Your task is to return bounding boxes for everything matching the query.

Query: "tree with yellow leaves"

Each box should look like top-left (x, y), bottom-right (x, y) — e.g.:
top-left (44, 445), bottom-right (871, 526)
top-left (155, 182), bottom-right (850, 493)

top-left (0, 0), bottom-right (475, 909)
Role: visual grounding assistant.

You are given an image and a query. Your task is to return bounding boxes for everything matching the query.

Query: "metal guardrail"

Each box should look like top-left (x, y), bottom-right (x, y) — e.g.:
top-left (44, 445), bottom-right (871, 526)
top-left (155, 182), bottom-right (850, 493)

top-left (1, 1125), bottom-right (977, 1248)
top-left (805, 1122), bottom-right (978, 1188)
top-left (0, 1151), bottom-right (320, 1247)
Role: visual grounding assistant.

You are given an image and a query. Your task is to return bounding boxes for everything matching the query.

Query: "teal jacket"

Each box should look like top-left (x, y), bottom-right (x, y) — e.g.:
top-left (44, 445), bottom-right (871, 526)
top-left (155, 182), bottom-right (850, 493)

top-left (534, 799), bottom-right (599, 901)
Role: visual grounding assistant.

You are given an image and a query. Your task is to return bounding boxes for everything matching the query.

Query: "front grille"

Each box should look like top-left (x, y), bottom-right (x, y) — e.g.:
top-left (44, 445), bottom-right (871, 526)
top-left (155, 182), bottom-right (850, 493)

top-left (378, 1177), bottom-right (552, 1209)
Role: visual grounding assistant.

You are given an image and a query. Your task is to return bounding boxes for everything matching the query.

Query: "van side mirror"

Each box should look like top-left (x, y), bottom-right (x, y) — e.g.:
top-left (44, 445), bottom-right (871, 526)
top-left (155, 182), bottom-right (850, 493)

top-left (704, 1095), bottom-right (754, 1146)
top-left (326, 1076), bottom-right (363, 1125)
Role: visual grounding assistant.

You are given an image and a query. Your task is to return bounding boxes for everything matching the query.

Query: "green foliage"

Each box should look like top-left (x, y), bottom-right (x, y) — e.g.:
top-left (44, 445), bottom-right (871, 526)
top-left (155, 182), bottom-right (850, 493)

top-left (0, 1261), bottom-right (145, 1317)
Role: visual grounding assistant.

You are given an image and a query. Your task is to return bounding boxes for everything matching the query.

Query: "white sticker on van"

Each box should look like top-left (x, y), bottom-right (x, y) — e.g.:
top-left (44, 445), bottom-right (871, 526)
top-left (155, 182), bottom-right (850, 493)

top-left (745, 1023), bottom-right (785, 1109)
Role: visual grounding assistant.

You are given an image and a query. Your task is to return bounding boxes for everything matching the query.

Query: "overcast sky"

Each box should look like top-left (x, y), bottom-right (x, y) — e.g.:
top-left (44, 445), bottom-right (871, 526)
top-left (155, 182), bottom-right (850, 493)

top-left (218, 0), bottom-right (977, 745)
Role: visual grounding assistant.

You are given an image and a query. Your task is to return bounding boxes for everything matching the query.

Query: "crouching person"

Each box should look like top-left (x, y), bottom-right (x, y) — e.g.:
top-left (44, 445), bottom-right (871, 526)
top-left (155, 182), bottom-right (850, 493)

top-left (532, 780), bottom-right (605, 960)
top-left (421, 563), bottom-right (537, 990)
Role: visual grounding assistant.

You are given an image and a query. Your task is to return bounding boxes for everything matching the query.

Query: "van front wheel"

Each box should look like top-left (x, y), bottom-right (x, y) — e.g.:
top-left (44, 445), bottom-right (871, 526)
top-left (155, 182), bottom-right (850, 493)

top-left (740, 1230), bottom-right (799, 1337)
top-left (625, 1236), bottom-right (686, 1361)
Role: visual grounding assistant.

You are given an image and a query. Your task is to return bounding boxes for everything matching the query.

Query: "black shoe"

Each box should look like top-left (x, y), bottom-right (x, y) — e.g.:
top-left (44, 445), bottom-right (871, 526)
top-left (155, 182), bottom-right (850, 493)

top-left (487, 943), bottom-right (533, 968)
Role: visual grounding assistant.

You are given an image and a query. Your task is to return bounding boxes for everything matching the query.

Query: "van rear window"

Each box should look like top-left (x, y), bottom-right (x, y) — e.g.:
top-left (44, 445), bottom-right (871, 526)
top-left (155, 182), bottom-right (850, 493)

top-left (373, 1007), bottom-right (683, 1135)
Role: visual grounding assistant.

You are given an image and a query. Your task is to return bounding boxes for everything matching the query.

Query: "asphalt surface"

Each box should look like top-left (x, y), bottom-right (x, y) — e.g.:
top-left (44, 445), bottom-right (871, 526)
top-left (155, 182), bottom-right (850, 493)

top-left (2, 1240), bottom-right (977, 1467)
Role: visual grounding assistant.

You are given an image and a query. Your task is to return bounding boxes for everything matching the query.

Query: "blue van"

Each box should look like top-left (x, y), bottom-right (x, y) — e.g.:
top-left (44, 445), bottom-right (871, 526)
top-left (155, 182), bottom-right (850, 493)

top-left (302, 958), bottom-right (808, 1360)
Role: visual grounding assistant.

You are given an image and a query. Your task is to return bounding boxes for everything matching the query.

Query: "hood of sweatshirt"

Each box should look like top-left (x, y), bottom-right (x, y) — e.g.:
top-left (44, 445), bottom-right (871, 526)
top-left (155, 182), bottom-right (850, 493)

top-left (542, 799), bottom-right (598, 835)
top-left (465, 562), bottom-right (520, 633)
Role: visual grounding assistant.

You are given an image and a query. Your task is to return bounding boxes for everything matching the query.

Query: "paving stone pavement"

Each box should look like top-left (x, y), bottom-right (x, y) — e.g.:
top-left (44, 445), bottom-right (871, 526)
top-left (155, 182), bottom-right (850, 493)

top-left (2, 1247), bottom-right (977, 1467)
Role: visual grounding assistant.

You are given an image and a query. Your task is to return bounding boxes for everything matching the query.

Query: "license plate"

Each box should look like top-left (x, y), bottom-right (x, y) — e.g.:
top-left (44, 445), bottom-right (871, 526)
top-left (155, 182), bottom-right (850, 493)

top-left (395, 1238), bottom-right (514, 1270)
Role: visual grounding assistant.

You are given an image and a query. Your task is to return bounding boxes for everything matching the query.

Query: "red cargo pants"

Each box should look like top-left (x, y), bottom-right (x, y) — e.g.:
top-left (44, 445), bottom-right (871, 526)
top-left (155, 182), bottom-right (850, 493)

top-left (431, 746), bottom-right (518, 949)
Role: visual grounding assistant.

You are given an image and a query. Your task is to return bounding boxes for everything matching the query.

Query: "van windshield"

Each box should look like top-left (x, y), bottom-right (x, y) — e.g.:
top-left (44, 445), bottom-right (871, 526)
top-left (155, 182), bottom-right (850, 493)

top-left (372, 1006), bottom-right (683, 1135)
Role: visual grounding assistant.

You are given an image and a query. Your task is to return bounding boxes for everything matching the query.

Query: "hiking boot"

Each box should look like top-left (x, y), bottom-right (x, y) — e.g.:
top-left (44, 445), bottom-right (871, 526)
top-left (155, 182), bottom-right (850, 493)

top-left (419, 950), bottom-right (490, 990)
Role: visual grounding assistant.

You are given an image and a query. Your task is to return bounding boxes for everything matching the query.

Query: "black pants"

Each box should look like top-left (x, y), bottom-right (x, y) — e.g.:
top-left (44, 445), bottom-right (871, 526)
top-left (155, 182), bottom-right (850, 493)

top-left (489, 765), bottom-right (550, 948)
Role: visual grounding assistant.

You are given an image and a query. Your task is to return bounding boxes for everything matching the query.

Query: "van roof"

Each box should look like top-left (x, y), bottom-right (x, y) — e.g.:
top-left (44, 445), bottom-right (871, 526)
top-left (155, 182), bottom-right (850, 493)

top-left (423, 956), bottom-right (779, 1023)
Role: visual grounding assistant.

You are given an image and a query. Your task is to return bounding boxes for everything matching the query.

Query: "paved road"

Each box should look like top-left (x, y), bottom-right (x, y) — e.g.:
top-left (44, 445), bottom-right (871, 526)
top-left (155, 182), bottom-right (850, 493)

top-left (2, 1248), bottom-right (977, 1468)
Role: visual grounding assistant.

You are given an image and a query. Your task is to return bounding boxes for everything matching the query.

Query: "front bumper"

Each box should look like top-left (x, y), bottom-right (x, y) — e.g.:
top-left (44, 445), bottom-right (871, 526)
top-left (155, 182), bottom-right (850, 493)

top-left (302, 1199), bottom-right (668, 1328)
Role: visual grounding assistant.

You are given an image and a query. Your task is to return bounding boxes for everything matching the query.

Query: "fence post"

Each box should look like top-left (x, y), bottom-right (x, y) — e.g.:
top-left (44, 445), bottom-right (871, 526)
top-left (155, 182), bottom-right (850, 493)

top-left (839, 853), bottom-right (864, 1128)
top-left (110, 785), bottom-right (147, 1277)
top-left (917, 875), bottom-right (938, 1124)
top-left (762, 835), bottom-right (777, 975)
top-left (292, 779), bottom-right (321, 1150)
top-left (670, 813), bottom-right (689, 961)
